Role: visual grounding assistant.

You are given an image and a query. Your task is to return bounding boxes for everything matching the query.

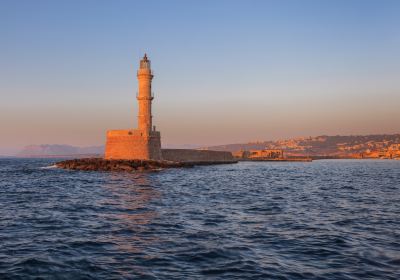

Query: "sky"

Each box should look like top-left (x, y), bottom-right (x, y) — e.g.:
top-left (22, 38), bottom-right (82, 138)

top-left (1, 0), bottom-right (399, 154)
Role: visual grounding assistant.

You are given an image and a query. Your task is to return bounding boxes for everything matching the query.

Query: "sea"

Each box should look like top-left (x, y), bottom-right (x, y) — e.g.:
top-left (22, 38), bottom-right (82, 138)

top-left (0, 158), bottom-right (399, 279)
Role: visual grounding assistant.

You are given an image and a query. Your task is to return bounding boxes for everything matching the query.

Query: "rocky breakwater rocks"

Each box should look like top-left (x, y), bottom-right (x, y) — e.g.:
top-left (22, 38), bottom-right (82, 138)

top-left (56, 158), bottom-right (194, 172)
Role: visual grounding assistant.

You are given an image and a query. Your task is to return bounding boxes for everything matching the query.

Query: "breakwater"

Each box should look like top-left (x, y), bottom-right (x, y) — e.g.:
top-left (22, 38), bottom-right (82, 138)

top-left (56, 158), bottom-right (237, 172)
top-left (161, 149), bottom-right (235, 162)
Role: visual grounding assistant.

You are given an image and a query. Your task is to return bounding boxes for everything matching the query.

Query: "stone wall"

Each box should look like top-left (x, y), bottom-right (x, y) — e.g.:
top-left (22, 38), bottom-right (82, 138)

top-left (105, 129), bottom-right (161, 160)
top-left (105, 131), bottom-right (233, 162)
top-left (161, 149), bottom-right (234, 163)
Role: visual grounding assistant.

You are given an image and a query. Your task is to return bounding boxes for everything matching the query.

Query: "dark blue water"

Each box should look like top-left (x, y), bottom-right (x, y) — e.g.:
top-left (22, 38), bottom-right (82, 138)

top-left (1, 159), bottom-right (399, 279)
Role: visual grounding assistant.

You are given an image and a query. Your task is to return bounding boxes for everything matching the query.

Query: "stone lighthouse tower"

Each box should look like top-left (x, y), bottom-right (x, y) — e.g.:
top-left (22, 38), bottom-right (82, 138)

top-left (105, 54), bottom-right (162, 160)
top-left (137, 54), bottom-right (154, 132)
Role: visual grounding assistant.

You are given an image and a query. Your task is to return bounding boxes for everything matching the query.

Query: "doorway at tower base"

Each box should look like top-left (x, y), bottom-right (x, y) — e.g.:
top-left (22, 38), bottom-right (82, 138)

top-left (105, 129), bottom-right (161, 160)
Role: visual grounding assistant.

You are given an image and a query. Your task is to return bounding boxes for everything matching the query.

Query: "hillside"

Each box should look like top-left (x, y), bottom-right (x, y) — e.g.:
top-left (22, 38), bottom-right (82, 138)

top-left (202, 134), bottom-right (400, 157)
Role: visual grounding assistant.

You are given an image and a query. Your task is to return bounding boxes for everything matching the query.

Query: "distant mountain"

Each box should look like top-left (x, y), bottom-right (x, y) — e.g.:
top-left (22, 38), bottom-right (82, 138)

top-left (17, 145), bottom-right (104, 158)
top-left (202, 134), bottom-right (400, 157)
top-left (16, 143), bottom-right (201, 158)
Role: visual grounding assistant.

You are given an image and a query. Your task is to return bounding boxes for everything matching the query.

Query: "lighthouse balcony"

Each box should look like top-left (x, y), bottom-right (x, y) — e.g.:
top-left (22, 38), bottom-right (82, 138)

top-left (106, 129), bottom-right (160, 138)
top-left (137, 69), bottom-right (153, 76)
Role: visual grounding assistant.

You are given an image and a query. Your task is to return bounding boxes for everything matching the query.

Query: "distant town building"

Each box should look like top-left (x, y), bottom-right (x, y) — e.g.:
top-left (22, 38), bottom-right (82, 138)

top-left (233, 149), bottom-right (284, 159)
top-left (379, 143), bottom-right (400, 159)
top-left (388, 144), bottom-right (400, 151)
top-left (249, 149), bottom-right (284, 159)
top-left (232, 150), bottom-right (250, 159)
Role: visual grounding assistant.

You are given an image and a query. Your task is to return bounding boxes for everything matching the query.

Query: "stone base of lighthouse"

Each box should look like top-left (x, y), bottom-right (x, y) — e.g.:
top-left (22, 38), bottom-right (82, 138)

top-left (104, 129), bottom-right (161, 160)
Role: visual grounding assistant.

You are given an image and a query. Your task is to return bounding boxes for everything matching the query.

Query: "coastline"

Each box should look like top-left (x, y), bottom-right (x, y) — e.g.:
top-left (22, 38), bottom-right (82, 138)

top-left (239, 158), bottom-right (312, 162)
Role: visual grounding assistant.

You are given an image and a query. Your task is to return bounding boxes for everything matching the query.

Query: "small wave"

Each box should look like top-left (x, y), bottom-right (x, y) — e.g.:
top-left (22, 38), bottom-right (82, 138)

top-left (40, 165), bottom-right (57, 169)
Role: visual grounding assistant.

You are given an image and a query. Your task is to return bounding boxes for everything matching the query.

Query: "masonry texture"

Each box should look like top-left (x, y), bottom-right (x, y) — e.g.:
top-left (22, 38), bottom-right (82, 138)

top-left (105, 130), bottom-right (161, 160)
top-left (105, 54), bottom-right (234, 163)
top-left (162, 149), bottom-right (234, 162)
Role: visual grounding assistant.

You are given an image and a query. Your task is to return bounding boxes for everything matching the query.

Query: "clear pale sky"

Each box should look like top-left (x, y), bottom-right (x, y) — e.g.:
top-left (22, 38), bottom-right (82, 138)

top-left (1, 0), bottom-right (399, 154)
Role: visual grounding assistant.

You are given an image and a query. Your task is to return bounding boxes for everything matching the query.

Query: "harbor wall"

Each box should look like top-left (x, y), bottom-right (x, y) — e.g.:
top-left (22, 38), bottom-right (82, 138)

top-left (161, 149), bottom-right (235, 163)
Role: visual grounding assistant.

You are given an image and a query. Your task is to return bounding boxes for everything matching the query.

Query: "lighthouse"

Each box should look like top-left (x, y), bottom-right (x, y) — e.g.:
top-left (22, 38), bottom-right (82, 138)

top-left (103, 54), bottom-right (235, 163)
top-left (137, 54), bottom-right (154, 133)
top-left (105, 54), bottom-right (162, 160)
